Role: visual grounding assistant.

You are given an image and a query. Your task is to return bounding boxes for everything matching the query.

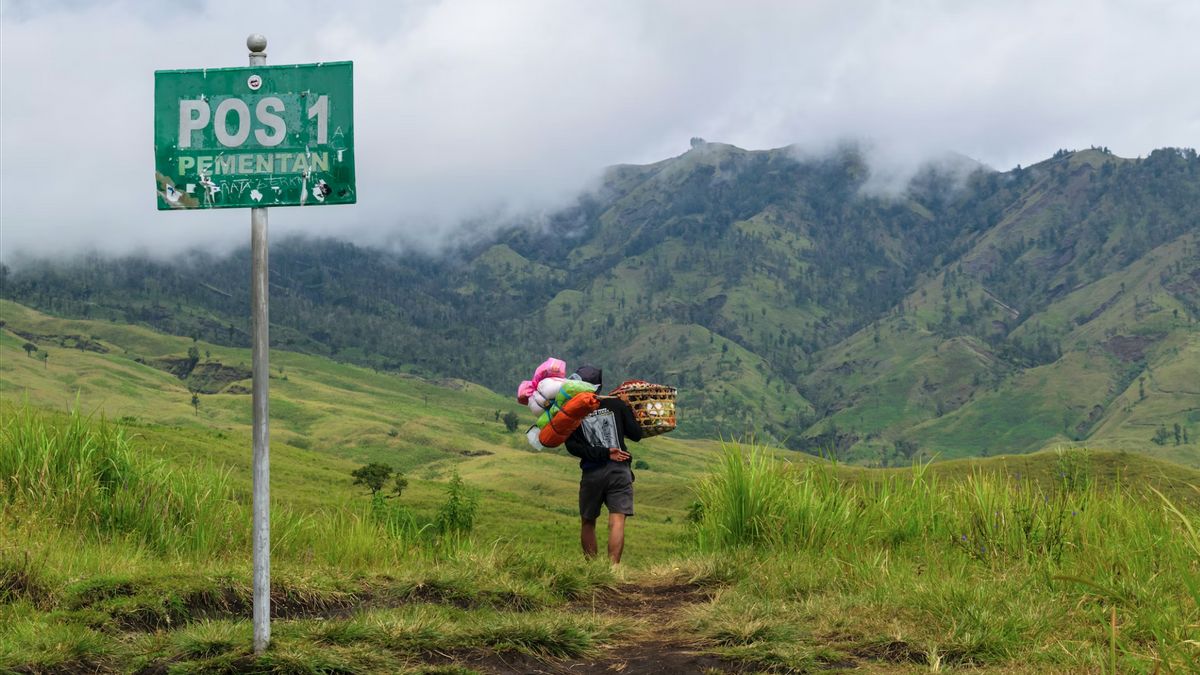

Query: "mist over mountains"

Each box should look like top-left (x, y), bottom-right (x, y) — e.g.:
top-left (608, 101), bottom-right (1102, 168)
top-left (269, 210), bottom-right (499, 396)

top-left (4, 1), bottom-right (1199, 258)
top-left (4, 141), bottom-right (1198, 465)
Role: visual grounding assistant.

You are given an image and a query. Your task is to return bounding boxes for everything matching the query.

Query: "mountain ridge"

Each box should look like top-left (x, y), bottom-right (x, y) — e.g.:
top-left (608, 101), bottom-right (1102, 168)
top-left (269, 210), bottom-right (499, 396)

top-left (3, 142), bottom-right (1197, 465)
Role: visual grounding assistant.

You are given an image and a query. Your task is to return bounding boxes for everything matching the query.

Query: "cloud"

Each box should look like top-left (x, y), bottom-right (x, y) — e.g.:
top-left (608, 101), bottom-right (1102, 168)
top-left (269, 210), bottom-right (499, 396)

top-left (2, 0), bottom-right (1197, 259)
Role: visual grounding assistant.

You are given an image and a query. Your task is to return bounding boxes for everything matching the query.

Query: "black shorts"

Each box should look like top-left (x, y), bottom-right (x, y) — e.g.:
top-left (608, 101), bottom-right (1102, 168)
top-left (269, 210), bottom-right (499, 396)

top-left (579, 462), bottom-right (634, 520)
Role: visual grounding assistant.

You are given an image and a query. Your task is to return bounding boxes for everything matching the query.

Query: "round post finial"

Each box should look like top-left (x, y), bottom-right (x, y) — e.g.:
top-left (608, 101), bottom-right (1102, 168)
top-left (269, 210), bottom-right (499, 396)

top-left (247, 34), bottom-right (268, 53)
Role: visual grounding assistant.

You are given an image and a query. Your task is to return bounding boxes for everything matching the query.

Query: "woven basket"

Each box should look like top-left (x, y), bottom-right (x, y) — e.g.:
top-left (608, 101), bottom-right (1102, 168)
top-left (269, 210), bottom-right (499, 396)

top-left (610, 380), bottom-right (677, 437)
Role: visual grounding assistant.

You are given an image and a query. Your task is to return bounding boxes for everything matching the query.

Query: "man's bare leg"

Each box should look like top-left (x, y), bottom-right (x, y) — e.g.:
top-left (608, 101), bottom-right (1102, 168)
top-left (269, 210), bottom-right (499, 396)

top-left (581, 517), bottom-right (598, 559)
top-left (607, 513), bottom-right (626, 564)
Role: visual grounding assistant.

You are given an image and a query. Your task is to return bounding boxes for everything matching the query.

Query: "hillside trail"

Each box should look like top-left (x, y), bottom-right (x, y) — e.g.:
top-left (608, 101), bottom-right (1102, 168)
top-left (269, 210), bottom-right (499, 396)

top-left (453, 579), bottom-right (748, 674)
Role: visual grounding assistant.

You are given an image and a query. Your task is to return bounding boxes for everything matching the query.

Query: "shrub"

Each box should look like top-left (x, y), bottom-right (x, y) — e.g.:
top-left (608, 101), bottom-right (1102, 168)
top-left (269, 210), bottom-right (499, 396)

top-left (437, 471), bottom-right (478, 537)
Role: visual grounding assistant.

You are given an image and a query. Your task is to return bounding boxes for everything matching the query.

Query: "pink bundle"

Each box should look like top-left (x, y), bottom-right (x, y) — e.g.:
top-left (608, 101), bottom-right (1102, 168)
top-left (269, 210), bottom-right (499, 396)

top-left (516, 357), bottom-right (567, 404)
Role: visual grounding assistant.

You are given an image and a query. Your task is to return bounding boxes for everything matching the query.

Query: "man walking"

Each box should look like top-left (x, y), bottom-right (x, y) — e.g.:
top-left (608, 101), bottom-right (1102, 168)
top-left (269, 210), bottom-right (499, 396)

top-left (565, 365), bottom-right (643, 564)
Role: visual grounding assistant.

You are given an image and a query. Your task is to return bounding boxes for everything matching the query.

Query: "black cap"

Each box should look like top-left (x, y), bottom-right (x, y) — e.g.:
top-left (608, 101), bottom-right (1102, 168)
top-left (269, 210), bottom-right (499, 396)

top-left (575, 365), bottom-right (602, 389)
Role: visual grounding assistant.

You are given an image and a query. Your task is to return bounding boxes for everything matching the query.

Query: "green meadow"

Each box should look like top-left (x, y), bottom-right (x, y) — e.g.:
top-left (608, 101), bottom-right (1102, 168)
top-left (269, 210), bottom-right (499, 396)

top-left (2, 300), bottom-right (1199, 673)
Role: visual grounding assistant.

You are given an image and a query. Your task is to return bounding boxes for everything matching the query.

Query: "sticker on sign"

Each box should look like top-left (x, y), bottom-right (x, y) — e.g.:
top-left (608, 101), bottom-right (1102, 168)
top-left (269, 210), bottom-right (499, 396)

top-left (154, 61), bottom-right (354, 209)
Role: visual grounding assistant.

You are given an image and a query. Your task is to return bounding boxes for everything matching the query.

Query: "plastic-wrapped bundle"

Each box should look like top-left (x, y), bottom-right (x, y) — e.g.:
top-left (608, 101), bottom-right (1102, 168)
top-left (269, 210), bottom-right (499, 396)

top-left (516, 358), bottom-right (567, 404)
top-left (526, 426), bottom-right (546, 451)
top-left (535, 380), bottom-right (598, 427)
top-left (536, 377), bottom-right (565, 400)
top-left (554, 379), bottom-right (599, 408)
top-left (536, 404), bottom-right (561, 429)
top-left (527, 390), bottom-right (551, 415)
top-left (538, 392), bottom-right (600, 448)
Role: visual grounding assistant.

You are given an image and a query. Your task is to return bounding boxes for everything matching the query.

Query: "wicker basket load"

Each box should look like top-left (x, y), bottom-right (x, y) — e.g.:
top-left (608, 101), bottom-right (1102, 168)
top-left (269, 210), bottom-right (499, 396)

top-left (610, 380), bottom-right (677, 437)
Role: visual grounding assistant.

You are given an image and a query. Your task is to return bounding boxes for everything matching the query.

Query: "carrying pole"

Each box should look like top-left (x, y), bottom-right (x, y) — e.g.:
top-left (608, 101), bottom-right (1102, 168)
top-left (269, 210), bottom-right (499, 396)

top-left (247, 32), bottom-right (271, 656)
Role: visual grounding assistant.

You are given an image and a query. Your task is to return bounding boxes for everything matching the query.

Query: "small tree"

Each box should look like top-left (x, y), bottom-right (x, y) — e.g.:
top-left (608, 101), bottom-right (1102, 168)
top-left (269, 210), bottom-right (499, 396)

top-left (352, 462), bottom-right (393, 496)
top-left (190, 392), bottom-right (200, 415)
top-left (894, 439), bottom-right (919, 459)
top-left (502, 411), bottom-right (520, 433)
top-left (38, 351), bottom-right (48, 369)
top-left (22, 342), bottom-right (37, 358)
top-left (1152, 425), bottom-right (1171, 446)
top-left (392, 472), bottom-right (409, 498)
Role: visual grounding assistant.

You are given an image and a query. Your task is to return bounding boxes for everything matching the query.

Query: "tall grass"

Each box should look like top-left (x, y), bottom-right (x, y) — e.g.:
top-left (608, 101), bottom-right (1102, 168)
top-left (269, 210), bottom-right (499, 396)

top-left (693, 441), bottom-right (1143, 564)
top-left (0, 404), bottom-right (432, 565)
top-left (691, 441), bottom-right (1200, 670)
top-left (1, 404), bottom-right (243, 555)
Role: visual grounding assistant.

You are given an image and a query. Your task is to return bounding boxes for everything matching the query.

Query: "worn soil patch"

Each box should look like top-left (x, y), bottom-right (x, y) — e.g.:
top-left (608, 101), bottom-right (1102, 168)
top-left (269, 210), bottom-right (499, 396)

top-left (143, 357), bottom-right (251, 393)
top-left (79, 580), bottom-right (547, 633)
top-left (849, 639), bottom-right (926, 665)
top-left (1102, 334), bottom-right (1161, 363)
top-left (447, 641), bottom-right (751, 674)
top-left (8, 329), bottom-right (108, 353)
top-left (454, 582), bottom-right (752, 674)
top-left (571, 582), bottom-right (712, 618)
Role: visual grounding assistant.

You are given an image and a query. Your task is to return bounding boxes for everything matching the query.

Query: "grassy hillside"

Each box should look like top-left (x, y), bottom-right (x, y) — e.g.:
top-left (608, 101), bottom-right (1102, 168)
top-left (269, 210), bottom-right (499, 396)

top-left (0, 299), bottom-right (723, 557)
top-left (3, 301), bottom-right (1200, 672)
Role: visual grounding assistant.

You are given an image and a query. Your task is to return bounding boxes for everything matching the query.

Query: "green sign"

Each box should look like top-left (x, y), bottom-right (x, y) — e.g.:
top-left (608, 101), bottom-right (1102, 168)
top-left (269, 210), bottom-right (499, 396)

top-left (154, 62), bottom-right (354, 209)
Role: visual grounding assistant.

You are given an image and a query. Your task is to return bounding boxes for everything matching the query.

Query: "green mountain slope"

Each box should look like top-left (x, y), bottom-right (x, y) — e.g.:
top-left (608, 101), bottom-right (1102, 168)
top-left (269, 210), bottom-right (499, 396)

top-left (3, 144), bottom-right (1197, 464)
top-left (803, 150), bottom-right (1200, 464)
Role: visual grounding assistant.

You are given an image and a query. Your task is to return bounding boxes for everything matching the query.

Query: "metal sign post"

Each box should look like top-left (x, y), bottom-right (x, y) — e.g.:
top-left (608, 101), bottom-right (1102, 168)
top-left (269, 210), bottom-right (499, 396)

top-left (153, 34), bottom-right (355, 656)
top-left (247, 35), bottom-right (271, 656)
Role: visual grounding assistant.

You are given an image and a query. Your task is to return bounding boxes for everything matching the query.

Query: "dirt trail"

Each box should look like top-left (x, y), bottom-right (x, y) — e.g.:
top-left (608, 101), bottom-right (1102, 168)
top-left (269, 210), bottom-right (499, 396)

top-left (454, 582), bottom-right (750, 674)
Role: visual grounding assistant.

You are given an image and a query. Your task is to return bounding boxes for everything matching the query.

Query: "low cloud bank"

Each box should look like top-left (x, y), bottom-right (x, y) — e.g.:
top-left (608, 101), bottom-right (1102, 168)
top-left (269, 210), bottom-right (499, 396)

top-left (2, 0), bottom-right (1197, 260)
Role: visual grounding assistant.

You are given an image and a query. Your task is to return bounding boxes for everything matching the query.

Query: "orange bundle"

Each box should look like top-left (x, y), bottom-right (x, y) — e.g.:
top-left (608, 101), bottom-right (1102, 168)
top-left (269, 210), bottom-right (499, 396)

top-left (538, 391), bottom-right (600, 448)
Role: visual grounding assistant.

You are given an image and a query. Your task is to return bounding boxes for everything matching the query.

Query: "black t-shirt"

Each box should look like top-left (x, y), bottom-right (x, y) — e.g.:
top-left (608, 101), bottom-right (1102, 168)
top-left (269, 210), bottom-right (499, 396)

top-left (564, 397), bottom-right (643, 471)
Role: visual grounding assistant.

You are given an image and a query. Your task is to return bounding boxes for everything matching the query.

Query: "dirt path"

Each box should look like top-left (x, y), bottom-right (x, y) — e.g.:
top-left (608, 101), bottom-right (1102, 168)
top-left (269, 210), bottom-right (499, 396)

top-left (452, 582), bottom-right (750, 674)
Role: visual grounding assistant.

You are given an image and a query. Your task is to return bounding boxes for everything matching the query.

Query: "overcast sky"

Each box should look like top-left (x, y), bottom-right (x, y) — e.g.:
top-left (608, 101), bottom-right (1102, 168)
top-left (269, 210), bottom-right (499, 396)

top-left (1, 0), bottom-right (1197, 260)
